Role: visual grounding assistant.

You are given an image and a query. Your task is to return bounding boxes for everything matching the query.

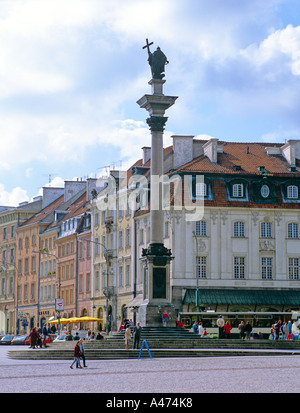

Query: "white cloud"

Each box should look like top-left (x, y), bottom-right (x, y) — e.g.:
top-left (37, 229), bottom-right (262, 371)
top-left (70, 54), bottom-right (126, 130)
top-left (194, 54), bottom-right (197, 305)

top-left (0, 184), bottom-right (29, 206)
top-left (241, 25), bottom-right (300, 77)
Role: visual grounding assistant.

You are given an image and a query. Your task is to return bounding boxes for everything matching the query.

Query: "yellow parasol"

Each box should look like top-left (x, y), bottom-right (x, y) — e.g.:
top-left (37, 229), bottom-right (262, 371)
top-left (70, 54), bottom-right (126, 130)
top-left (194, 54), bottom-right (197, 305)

top-left (76, 316), bottom-right (102, 323)
top-left (49, 318), bottom-right (70, 325)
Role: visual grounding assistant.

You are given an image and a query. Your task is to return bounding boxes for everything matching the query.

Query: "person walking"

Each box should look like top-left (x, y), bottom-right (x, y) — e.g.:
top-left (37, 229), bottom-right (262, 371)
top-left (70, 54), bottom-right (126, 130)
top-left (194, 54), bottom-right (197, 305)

top-left (133, 322), bottom-right (142, 349)
top-left (125, 324), bottom-right (131, 350)
top-left (28, 327), bottom-right (39, 349)
top-left (42, 323), bottom-right (48, 348)
top-left (192, 321), bottom-right (198, 334)
top-left (216, 315), bottom-right (225, 339)
top-left (79, 338), bottom-right (87, 367)
top-left (162, 310), bottom-right (169, 327)
top-left (70, 341), bottom-right (82, 369)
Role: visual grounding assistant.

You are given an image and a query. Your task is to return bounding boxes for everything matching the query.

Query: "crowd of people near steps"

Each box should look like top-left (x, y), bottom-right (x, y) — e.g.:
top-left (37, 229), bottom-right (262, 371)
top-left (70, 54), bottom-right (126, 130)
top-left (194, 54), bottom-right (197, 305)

top-left (192, 315), bottom-right (300, 341)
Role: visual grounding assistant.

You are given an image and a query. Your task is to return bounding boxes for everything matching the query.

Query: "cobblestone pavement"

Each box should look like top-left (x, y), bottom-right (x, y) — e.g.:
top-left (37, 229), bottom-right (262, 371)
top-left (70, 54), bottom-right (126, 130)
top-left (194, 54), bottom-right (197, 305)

top-left (2, 346), bottom-right (300, 394)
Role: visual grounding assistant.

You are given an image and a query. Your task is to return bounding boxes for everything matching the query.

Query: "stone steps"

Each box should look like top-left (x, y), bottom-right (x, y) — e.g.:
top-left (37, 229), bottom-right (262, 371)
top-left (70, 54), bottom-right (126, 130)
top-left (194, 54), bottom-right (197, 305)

top-left (51, 336), bottom-right (300, 350)
top-left (8, 347), bottom-right (300, 360)
top-left (8, 339), bottom-right (300, 360)
top-left (8, 328), bottom-right (300, 360)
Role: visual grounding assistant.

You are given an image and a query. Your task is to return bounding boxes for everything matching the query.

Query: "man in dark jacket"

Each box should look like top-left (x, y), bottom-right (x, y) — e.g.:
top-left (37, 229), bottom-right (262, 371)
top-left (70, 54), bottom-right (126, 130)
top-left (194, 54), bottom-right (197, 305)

top-left (133, 322), bottom-right (142, 349)
top-left (244, 322), bottom-right (253, 340)
top-left (42, 323), bottom-right (48, 347)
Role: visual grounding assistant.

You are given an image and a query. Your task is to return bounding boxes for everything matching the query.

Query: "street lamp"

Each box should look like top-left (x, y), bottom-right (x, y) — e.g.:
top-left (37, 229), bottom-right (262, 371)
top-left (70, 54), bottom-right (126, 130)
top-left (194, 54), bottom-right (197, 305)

top-left (78, 237), bottom-right (112, 335)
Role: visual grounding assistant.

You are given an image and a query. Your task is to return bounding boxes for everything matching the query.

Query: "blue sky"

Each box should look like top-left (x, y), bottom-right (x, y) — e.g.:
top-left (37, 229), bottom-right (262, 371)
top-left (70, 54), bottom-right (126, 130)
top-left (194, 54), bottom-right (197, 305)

top-left (1, 0), bottom-right (300, 205)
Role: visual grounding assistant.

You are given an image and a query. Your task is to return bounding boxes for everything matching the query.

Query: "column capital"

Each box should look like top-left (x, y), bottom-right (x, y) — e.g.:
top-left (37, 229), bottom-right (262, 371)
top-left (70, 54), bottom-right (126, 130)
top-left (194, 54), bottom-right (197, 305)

top-left (146, 116), bottom-right (168, 132)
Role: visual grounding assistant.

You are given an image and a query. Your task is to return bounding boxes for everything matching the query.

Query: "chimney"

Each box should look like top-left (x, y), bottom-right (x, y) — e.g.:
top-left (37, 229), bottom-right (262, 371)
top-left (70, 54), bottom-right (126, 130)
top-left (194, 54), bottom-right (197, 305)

top-left (142, 146), bottom-right (151, 165)
top-left (203, 138), bottom-right (219, 163)
top-left (281, 140), bottom-right (300, 166)
top-left (172, 135), bottom-right (194, 169)
top-left (42, 187), bottom-right (64, 208)
top-left (64, 180), bottom-right (86, 202)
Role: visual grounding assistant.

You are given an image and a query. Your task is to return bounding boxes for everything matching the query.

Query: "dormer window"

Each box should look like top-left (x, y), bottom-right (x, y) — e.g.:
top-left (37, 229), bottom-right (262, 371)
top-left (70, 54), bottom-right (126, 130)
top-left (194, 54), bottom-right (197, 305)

top-left (232, 183), bottom-right (243, 198)
top-left (281, 180), bottom-right (300, 203)
top-left (196, 182), bottom-right (207, 197)
top-left (260, 185), bottom-right (270, 198)
top-left (287, 185), bottom-right (298, 199)
top-left (226, 179), bottom-right (248, 201)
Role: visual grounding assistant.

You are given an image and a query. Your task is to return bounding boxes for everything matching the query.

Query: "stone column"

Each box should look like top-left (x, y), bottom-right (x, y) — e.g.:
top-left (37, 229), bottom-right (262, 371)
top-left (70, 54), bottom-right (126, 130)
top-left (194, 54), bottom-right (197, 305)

top-left (137, 78), bottom-right (178, 326)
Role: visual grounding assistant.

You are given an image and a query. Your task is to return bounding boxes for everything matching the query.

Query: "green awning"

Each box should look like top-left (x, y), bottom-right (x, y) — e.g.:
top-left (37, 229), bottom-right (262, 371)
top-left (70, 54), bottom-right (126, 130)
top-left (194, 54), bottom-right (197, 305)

top-left (183, 289), bottom-right (300, 306)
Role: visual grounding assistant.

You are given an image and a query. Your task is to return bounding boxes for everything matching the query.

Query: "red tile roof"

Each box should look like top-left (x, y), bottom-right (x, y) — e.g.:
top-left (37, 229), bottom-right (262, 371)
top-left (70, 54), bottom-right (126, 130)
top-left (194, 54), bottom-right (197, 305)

top-left (174, 142), bottom-right (299, 176)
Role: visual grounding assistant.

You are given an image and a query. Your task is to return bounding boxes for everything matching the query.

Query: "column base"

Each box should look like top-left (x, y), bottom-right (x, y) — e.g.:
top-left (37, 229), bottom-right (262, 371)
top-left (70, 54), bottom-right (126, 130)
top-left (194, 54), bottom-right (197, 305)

top-left (138, 301), bottom-right (175, 328)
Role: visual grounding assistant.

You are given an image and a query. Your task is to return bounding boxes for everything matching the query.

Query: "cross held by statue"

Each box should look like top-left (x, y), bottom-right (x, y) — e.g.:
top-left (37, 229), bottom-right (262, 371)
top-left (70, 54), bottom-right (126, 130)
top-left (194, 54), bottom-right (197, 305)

top-left (143, 38), bottom-right (154, 56)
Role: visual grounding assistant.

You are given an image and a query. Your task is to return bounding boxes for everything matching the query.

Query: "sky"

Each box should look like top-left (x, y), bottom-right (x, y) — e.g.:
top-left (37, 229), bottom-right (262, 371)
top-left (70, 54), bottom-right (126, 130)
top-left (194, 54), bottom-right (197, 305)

top-left (1, 0), bottom-right (300, 206)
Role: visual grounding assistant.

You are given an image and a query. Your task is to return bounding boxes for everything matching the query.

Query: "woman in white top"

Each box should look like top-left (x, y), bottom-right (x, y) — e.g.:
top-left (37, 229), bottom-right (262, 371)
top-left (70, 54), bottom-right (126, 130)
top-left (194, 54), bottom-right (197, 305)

top-left (198, 322), bottom-right (204, 337)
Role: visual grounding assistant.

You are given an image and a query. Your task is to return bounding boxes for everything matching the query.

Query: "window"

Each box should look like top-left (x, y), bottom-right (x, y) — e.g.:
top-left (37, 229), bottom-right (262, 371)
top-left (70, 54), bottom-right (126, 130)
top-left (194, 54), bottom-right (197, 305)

top-left (262, 257), bottom-right (273, 280)
top-left (95, 238), bottom-right (100, 255)
top-left (126, 264), bottom-right (130, 286)
top-left (11, 226), bottom-right (15, 239)
top-left (195, 221), bottom-right (207, 237)
top-left (261, 185), bottom-right (270, 198)
top-left (31, 283), bottom-right (35, 300)
top-left (234, 222), bottom-right (245, 237)
top-left (3, 227), bottom-right (7, 241)
top-left (24, 284), bottom-right (28, 301)
top-left (2, 250), bottom-right (7, 266)
top-left (25, 258), bottom-right (29, 273)
top-left (80, 242), bottom-right (84, 258)
top-left (287, 185), bottom-right (298, 199)
top-left (288, 223), bottom-right (299, 239)
top-left (119, 265), bottom-right (123, 287)
top-left (139, 229), bottom-right (144, 245)
top-left (125, 228), bottom-right (130, 248)
top-left (196, 182), bottom-right (207, 197)
top-left (118, 231), bottom-right (123, 249)
top-left (196, 256), bottom-right (207, 279)
top-left (31, 256), bottom-right (36, 272)
top-left (261, 222), bottom-right (272, 238)
top-left (101, 236), bottom-right (106, 253)
top-left (95, 271), bottom-right (100, 291)
top-left (87, 273), bottom-right (90, 292)
top-left (234, 257), bottom-right (245, 279)
top-left (289, 258), bottom-right (299, 280)
top-left (232, 183), bottom-right (243, 198)
top-left (1, 278), bottom-right (6, 295)
top-left (9, 277), bottom-right (13, 295)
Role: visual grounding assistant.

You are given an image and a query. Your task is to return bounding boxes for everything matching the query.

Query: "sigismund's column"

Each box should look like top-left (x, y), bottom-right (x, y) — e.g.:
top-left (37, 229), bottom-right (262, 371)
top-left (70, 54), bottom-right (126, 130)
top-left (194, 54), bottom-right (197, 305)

top-left (136, 40), bottom-right (178, 326)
